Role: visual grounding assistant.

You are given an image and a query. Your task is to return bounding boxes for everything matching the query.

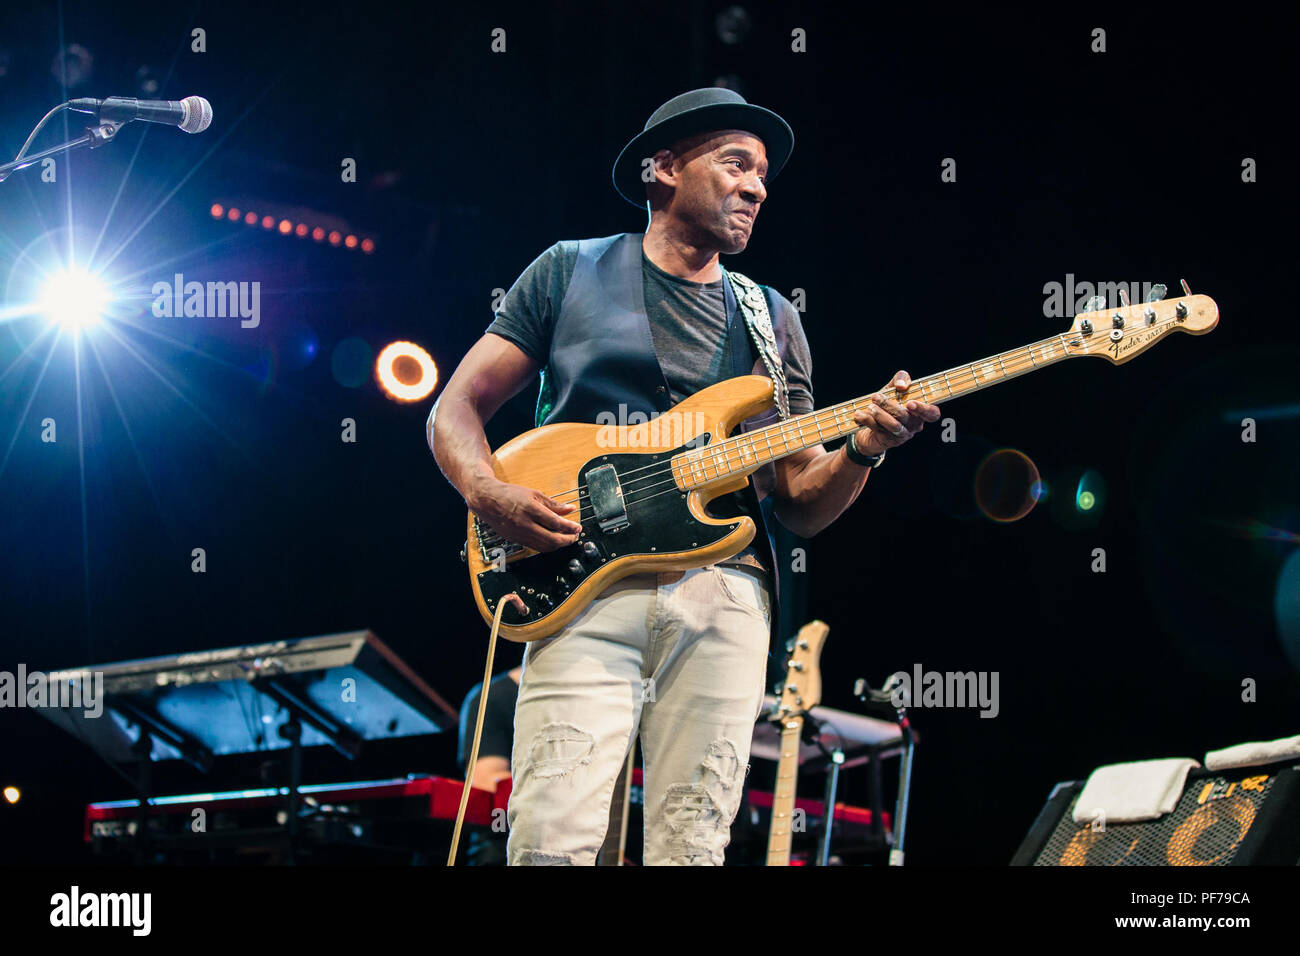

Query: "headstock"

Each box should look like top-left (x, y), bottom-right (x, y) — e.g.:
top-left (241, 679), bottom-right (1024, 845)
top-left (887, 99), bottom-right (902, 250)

top-left (774, 620), bottom-right (828, 720)
top-left (1063, 280), bottom-right (1218, 365)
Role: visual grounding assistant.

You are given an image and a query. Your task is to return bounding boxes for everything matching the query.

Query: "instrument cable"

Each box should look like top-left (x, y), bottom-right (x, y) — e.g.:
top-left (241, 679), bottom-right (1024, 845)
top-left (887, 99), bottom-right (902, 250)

top-left (446, 593), bottom-right (521, 865)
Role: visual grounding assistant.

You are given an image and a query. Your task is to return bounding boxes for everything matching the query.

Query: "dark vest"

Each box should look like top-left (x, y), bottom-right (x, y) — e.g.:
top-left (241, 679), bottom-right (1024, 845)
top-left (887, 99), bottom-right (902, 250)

top-left (535, 232), bottom-right (793, 643)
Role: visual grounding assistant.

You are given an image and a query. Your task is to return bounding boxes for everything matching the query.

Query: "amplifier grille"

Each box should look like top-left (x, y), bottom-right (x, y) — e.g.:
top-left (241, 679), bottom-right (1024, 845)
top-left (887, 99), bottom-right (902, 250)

top-left (1035, 772), bottom-right (1275, 866)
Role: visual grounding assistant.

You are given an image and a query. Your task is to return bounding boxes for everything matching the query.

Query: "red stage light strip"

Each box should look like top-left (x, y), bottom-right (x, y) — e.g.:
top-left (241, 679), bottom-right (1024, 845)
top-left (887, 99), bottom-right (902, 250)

top-left (210, 202), bottom-right (375, 253)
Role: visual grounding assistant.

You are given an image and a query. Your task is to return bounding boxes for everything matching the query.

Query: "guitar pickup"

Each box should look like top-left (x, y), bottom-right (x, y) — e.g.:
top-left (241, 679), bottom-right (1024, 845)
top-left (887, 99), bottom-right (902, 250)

top-left (585, 463), bottom-right (630, 534)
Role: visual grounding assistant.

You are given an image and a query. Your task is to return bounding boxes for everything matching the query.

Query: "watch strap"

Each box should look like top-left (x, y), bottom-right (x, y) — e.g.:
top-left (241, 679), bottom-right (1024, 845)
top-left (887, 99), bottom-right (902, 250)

top-left (844, 432), bottom-right (885, 468)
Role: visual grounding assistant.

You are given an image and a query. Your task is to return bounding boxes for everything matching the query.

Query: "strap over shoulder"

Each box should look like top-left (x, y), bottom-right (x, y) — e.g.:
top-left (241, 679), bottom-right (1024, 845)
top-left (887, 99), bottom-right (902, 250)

top-left (722, 268), bottom-right (790, 420)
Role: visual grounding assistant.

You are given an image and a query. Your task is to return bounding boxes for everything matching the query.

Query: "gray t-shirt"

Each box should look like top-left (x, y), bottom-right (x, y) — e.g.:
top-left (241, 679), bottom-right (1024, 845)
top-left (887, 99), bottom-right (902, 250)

top-left (485, 240), bottom-right (814, 416)
top-left (484, 238), bottom-right (816, 573)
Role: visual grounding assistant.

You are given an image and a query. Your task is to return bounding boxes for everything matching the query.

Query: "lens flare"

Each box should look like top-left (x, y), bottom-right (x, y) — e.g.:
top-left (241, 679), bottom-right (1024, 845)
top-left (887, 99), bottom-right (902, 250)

top-left (1213, 518), bottom-right (1300, 544)
top-left (1075, 469), bottom-right (1106, 514)
top-left (1275, 549), bottom-right (1300, 673)
top-left (376, 340), bottom-right (438, 402)
top-left (974, 448), bottom-right (1042, 523)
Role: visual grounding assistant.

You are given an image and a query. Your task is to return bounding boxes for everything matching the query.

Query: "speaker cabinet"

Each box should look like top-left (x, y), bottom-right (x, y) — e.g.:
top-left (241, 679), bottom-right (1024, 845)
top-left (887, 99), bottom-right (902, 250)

top-left (1012, 762), bottom-right (1300, 866)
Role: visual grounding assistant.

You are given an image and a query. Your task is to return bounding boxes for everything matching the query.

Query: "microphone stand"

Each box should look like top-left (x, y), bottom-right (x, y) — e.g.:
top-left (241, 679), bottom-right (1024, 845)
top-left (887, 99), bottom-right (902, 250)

top-left (0, 103), bottom-right (124, 184)
top-left (854, 675), bottom-right (917, 866)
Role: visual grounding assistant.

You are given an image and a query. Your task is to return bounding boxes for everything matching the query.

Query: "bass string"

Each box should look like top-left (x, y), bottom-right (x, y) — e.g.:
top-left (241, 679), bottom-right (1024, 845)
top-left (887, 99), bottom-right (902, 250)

top-left (515, 333), bottom-right (1085, 507)
top-left (476, 360), bottom-right (1013, 551)
top-left (476, 316), bottom-right (1181, 548)
top-left (474, 346), bottom-right (1056, 549)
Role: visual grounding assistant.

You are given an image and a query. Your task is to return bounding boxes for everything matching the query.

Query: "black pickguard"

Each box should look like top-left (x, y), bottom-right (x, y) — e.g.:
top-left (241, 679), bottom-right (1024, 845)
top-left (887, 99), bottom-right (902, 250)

top-left (476, 437), bottom-right (743, 628)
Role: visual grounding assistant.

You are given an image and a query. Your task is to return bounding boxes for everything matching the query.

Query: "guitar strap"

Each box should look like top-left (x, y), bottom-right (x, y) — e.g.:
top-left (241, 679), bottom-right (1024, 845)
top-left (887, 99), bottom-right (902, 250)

top-left (722, 269), bottom-right (790, 421)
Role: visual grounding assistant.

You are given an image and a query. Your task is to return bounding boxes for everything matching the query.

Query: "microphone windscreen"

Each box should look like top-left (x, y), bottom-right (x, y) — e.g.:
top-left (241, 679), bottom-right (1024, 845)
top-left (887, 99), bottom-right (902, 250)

top-left (179, 96), bottom-right (213, 133)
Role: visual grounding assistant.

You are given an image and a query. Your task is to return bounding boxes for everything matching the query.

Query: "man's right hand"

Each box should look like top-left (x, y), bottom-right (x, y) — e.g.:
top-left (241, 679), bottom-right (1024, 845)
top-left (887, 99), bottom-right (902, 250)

top-left (468, 478), bottom-right (584, 553)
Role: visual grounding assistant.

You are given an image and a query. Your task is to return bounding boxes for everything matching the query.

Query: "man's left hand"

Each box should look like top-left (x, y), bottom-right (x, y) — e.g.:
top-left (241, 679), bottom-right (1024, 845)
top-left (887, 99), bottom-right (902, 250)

top-left (851, 370), bottom-right (941, 457)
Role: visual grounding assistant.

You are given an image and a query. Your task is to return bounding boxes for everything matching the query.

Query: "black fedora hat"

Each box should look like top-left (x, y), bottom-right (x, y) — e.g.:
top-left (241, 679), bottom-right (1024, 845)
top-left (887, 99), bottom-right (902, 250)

top-left (612, 87), bottom-right (794, 208)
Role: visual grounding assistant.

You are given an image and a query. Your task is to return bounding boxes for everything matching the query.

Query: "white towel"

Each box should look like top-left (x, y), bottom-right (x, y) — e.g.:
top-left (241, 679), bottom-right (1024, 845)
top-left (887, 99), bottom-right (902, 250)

top-left (1205, 734), bottom-right (1300, 771)
top-left (1071, 758), bottom-right (1201, 825)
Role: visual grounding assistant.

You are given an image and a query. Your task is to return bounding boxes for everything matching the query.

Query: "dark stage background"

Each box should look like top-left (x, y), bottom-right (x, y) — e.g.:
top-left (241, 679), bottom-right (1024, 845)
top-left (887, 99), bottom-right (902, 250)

top-left (1, 2), bottom-right (1296, 866)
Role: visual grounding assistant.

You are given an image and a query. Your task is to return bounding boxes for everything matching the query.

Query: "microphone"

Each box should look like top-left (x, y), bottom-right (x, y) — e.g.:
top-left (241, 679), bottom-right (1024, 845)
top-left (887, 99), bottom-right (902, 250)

top-left (67, 96), bottom-right (213, 133)
top-left (853, 672), bottom-right (910, 707)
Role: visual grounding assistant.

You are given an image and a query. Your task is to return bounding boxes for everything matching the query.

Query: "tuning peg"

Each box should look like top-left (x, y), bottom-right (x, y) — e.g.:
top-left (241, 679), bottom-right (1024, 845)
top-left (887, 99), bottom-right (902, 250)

top-left (1119, 289), bottom-right (1130, 307)
top-left (1180, 278), bottom-right (1191, 296)
top-left (1081, 294), bottom-right (1105, 314)
top-left (1145, 283), bottom-right (1167, 303)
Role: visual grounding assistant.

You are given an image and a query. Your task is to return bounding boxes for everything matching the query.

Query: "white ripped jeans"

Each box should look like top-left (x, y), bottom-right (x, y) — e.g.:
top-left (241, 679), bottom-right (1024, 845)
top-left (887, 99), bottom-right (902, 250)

top-left (507, 565), bottom-right (772, 866)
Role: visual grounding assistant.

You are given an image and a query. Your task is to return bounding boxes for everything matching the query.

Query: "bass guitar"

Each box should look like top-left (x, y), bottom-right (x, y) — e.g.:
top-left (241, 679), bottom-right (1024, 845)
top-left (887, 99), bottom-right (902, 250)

top-left (767, 620), bottom-right (828, 866)
top-left (466, 285), bottom-right (1218, 640)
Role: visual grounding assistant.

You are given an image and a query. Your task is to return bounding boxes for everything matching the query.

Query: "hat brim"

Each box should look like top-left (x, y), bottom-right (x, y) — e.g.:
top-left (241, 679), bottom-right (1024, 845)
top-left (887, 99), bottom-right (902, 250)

top-left (612, 102), bottom-right (794, 208)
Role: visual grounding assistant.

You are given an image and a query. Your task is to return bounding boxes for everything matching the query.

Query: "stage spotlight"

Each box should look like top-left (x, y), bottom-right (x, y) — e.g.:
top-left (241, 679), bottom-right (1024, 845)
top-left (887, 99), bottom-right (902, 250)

top-left (376, 341), bottom-right (438, 402)
top-left (3, 787), bottom-right (19, 805)
top-left (39, 267), bottom-right (109, 333)
top-left (360, 238), bottom-right (375, 254)
top-left (210, 204), bottom-right (224, 219)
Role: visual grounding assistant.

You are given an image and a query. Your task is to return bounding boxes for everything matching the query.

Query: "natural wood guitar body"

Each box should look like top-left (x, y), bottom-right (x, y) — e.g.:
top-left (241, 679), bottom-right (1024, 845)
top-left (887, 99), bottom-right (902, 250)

top-left (467, 375), bottom-right (776, 641)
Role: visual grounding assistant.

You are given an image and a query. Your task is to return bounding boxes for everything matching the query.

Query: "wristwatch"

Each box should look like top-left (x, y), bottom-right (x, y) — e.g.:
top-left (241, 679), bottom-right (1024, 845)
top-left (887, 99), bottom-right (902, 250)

top-left (844, 431), bottom-right (886, 469)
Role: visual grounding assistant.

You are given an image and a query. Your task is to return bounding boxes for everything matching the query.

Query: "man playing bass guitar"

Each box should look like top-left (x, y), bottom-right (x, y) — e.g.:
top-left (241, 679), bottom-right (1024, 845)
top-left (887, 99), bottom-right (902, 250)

top-left (428, 87), bottom-right (939, 865)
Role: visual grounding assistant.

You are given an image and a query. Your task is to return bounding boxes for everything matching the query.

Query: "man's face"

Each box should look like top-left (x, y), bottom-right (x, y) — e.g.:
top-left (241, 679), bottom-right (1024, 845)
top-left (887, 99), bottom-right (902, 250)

top-left (653, 130), bottom-right (769, 253)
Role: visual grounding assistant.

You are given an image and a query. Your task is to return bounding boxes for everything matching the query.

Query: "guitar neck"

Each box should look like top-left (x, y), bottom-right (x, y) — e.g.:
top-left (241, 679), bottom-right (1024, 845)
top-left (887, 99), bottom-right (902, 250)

top-left (675, 332), bottom-right (1076, 487)
top-left (766, 715), bottom-right (804, 866)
